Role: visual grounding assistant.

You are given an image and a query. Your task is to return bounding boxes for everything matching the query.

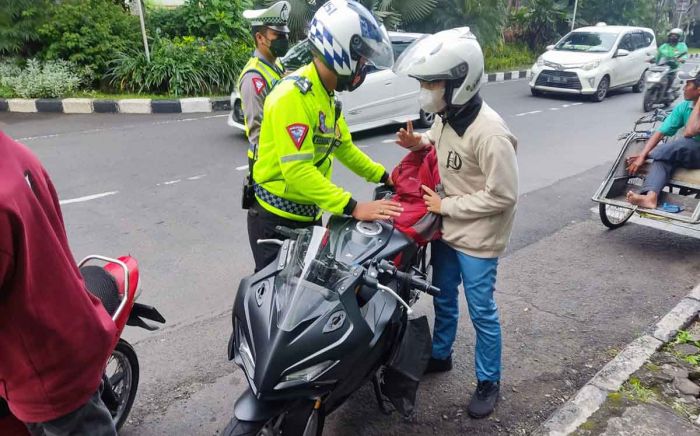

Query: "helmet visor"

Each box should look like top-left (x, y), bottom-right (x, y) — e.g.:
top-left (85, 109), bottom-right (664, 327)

top-left (346, 1), bottom-right (394, 69)
top-left (349, 24), bottom-right (393, 70)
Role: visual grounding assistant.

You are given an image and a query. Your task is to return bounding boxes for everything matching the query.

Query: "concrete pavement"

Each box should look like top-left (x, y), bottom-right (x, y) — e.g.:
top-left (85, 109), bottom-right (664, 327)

top-left (1, 76), bottom-right (699, 435)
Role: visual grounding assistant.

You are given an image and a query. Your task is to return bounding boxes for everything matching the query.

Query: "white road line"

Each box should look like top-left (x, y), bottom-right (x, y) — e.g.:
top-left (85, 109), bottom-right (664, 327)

top-left (17, 115), bottom-right (228, 142)
top-left (549, 108), bottom-right (560, 111)
top-left (235, 165), bottom-right (248, 171)
top-left (571, 103), bottom-right (583, 106)
top-left (381, 139), bottom-right (395, 144)
top-left (59, 191), bottom-right (118, 205)
top-left (161, 179), bottom-right (181, 185)
top-left (516, 110), bottom-right (542, 117)
top-left (187, 174), bottom-right (206, 180)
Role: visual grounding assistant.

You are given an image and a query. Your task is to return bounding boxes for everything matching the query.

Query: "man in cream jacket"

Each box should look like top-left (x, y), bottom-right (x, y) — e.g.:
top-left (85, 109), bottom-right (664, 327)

top-left (394, 27), bottom-right (518, 419)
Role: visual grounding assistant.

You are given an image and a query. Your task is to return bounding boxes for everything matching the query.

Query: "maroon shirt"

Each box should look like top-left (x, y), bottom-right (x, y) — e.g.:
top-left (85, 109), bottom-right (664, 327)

top-left (0, 131), bottom-right (117, 423)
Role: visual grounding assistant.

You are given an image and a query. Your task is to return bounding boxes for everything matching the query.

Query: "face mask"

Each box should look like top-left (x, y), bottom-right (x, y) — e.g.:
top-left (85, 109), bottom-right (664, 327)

top-left (263, 35), bottom-right (289, 58)
top-left (418, 87), bottom-right (446, 113)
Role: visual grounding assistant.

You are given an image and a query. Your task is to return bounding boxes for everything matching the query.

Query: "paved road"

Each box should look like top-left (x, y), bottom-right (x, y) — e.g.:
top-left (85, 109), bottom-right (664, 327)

top-left (1, 72), bottom-right (699, 435)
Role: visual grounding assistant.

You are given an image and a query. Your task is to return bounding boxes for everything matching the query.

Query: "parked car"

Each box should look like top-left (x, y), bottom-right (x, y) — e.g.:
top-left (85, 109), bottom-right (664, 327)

top-left (529, 24), bottom-right (657, 102)
top-left (228, 31), bottom-right (433, 134)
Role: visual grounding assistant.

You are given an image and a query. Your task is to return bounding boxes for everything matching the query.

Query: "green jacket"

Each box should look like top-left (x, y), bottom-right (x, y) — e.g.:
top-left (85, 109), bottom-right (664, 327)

top-left (254, 62), bottom-right (386, 222)
top-left (656, 42), bottom-right (688, 70)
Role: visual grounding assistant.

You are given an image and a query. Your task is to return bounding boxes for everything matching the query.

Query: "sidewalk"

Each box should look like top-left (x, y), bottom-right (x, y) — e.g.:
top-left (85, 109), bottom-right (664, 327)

top-left (535, 283), bottom-right (700, 435)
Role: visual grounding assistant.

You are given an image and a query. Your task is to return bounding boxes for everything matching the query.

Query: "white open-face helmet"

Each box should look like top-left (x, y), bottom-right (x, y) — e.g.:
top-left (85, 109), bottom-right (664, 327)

top-left (308, 0), bottom-right (393, 91)
top-left (669, 28), bottom-right (684, 38)
top-left (394, 27), bottom-right (484, 106)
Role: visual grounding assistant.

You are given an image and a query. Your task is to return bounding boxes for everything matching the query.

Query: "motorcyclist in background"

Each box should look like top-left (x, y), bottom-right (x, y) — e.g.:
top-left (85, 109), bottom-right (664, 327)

top-left (655, 28), bottom-right (688, 98)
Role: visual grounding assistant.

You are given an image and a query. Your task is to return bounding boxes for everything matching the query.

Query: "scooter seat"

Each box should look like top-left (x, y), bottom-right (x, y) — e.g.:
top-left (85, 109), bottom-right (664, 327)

top-left (80, 265), bottom-right (121, 316)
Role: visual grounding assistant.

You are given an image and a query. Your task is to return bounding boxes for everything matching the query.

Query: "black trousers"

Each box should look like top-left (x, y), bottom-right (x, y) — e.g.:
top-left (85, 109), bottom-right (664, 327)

top-left (247, 201), bottom-right (320, 272)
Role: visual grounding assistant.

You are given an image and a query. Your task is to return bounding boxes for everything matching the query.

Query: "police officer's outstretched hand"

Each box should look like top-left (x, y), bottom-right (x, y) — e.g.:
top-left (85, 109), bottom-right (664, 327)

top-left (352, 199), bottom-right (403, 221)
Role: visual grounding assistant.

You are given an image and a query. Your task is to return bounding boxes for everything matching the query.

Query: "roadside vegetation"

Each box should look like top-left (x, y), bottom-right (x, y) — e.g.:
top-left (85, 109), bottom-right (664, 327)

top-left (0, 0), bottom-right (693, 99)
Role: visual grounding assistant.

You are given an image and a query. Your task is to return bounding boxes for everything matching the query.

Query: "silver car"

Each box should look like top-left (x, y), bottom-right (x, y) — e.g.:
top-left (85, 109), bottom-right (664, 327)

top-left (227, 31), bottom-right (433, 134)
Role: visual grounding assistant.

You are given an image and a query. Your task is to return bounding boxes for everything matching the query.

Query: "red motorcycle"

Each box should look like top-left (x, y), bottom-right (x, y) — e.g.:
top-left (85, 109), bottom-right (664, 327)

top-left (0, 255), bottom-right (165, 434)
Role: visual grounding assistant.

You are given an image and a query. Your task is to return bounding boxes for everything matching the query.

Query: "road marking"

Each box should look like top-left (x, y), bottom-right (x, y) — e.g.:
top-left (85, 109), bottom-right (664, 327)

top-left (235, 165), bottom-right (248, 171)
top-left (161, 179), bottom-right (181, 185)
top-left (516, 110), bottom-right (542, 117)
top-left (571, 103), bottom-right (583, 106)
top-left (60, 191), bottom-right (118, 205)
top-left (16, 114), bottom-right (228, 142)
top-left (187, 174), bottom-right (206, 180)
top-left (549, 108), bottom-right (560, 111)
top-left (381, 139), bottom-right (395, 144)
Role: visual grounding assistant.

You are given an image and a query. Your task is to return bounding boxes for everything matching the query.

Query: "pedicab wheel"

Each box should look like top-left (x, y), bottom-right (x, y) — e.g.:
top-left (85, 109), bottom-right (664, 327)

top-left (599, 203), bottom-right (634, 229)
top-left (106, 339), bottom-right (139, 431)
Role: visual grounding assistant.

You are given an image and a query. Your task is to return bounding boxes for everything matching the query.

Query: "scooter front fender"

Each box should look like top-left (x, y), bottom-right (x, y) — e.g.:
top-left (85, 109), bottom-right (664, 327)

top-left (234, 388), bottom-right (286, 422)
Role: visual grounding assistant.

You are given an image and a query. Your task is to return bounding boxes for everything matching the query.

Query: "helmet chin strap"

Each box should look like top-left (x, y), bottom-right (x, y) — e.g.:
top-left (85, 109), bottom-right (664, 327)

top-left (337, 64), bottom-right (368, 92)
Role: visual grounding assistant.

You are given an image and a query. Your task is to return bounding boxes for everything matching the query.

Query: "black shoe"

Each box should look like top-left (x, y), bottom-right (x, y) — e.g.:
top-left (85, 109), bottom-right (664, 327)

top-left (468, 380), bottom-right (500, 419)
top-left (424, 355), bottom-right (452, 375)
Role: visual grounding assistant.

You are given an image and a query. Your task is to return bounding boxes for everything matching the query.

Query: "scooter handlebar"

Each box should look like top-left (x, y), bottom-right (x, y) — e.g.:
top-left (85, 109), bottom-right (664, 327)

top-left (376, 260), bottom-right (440, 296)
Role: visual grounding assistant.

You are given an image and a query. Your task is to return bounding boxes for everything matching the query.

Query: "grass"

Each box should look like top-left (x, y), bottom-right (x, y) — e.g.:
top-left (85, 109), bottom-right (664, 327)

top-left (620, 377), bottom-right (655, 402)
top-left (0, 90), bottom-right (228, 100)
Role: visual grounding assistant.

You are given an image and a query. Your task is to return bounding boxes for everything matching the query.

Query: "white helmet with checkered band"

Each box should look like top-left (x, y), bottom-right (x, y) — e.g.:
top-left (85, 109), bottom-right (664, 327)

top-left (308, 0), bottom-right (393, 91)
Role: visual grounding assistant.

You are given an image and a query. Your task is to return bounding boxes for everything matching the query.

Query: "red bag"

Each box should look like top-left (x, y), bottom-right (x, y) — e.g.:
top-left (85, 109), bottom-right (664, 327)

top-left (391, 146), bottom-right (442, 246)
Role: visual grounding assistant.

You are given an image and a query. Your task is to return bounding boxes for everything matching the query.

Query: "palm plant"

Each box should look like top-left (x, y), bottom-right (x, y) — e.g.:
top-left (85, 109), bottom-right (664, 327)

top-left (257, 0), bottom-right (436, 40)
top-left (408, 0), bottom-right (508, 47)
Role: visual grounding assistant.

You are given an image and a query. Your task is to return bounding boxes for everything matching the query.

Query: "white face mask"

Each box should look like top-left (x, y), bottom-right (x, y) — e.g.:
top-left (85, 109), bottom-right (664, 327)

top-left (418, 86), bottom-right (447, 113)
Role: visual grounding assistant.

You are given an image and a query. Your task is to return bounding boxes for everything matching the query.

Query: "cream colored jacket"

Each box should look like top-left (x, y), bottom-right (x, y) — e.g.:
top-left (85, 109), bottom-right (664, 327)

top-left (414, 103), bottom-right (519, 258)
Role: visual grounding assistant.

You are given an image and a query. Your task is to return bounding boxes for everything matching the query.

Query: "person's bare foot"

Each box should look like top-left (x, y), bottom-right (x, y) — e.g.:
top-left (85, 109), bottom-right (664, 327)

top-left (626, 190), bottom-right (658, 209)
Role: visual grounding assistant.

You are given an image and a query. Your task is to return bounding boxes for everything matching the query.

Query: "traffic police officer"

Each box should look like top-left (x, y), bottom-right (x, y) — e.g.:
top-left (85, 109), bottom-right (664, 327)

top-left (247, 0), bottom-right (403, 271)
top-left (239, 1), bottom-right (291, 170)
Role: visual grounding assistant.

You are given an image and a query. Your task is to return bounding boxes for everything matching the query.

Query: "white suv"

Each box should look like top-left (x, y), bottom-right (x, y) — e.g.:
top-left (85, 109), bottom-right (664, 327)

top-left (529, 24), bottom-right (657, 102)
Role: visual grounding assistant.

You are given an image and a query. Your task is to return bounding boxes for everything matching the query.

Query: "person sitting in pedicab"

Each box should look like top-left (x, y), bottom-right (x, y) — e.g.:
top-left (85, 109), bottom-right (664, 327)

top-left (626, 67), bottom-right (700, 209)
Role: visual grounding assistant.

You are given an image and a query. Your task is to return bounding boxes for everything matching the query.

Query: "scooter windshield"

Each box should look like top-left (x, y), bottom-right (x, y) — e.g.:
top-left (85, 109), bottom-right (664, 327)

top-left (275, 226), bottom-right (349, 331)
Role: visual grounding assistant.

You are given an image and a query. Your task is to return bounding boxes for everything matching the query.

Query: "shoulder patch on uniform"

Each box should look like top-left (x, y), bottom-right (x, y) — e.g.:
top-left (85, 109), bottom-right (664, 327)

top-left (293, 77), bottom-right (312, 94)
top-left (286, 123), bottom-right (309, 150)
top-left (252, 77), bottom-right (266, 95)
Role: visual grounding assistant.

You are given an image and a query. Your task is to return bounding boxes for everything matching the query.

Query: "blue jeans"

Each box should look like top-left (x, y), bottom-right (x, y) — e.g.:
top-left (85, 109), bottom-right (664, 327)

top-left (641, 137), bottom-right (700, 195)
top-left (431, 240), bottom-right (501, 382)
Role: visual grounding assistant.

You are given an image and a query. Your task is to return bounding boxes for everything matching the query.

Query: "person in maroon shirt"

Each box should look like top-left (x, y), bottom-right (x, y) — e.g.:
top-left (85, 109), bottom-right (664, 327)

top-left (0, 131), bottom-right (118, 435)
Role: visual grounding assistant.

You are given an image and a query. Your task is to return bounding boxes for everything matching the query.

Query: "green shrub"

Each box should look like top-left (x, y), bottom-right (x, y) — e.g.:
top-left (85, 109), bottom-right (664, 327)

top-left (38, 0), bottom-right (141, 82)
top-left (484, 43), bottom-right (535, 72)
top-left (0, 0), bottom-right (52, 56)
top-left (147, 4), bottom-right (190, 38)
top-left (1, 59), bottom-right (90, 98)
top-left (107, 36), bottom-right (251, 96)
top-left (148, 0), bottom-right (251, 41)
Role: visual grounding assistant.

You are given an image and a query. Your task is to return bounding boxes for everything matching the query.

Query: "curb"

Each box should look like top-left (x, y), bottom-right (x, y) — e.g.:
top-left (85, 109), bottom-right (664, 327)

top-left (0, 70), bottom-right (532, 115)
top-left (533, 283), bottom-right (700, 436)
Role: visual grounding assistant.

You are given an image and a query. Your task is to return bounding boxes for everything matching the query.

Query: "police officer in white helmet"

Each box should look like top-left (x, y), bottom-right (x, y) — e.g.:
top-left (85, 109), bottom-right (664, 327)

top-left (395, 27), bottom-right (519, 419)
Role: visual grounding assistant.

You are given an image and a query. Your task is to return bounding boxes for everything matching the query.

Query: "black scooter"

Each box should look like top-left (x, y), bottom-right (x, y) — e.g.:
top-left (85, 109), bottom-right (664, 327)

top-left (224, 211), bottom-right (439, 436)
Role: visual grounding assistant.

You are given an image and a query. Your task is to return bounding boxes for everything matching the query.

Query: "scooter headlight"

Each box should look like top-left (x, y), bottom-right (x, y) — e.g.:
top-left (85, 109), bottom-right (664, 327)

top-left (274, 360), bottom-right (337, 390)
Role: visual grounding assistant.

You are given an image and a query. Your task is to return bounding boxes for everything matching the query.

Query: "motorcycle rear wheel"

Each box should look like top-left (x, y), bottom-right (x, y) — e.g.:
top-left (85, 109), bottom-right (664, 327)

top-left (643, 89), bottom-right (655, 112)
top-left (105, 339), bottom-right (139, 431)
